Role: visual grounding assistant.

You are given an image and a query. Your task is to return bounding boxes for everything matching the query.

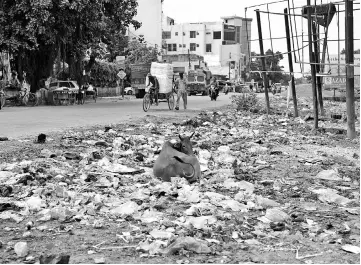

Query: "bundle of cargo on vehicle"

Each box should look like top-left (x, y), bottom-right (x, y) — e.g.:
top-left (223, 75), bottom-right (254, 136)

top-left (150, 62), bottom-right (173, 94)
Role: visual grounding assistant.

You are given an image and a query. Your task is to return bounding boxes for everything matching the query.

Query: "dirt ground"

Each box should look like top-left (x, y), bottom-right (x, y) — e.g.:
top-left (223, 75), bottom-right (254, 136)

top-left (0, 94), bottom-right (360, 264)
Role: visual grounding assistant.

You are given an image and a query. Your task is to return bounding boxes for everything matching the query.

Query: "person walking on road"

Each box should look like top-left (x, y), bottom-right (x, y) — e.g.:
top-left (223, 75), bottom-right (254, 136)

top-left (174, 72), bottom-right (188, 110)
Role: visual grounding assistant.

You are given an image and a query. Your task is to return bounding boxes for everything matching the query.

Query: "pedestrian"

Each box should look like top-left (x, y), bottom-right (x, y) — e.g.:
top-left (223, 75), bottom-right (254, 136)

top-left (174, 72), bottom-right (188, 110)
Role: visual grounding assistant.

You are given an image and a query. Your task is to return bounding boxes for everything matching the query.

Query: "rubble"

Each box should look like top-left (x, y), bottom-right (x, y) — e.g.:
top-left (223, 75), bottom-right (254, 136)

top-left (0, 96), bottom-right (359, 263)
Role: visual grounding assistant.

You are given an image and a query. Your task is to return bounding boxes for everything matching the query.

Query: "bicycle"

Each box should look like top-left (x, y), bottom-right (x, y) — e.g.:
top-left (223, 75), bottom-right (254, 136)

top-left (0, 82), bottom-right (38, 107)
top-left (142, 86), bottom-right (175, 112)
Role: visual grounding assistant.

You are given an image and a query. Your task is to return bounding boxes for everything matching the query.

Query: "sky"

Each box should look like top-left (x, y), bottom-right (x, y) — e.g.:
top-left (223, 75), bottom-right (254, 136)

top-left (162, 0), bottom-right (360, 75)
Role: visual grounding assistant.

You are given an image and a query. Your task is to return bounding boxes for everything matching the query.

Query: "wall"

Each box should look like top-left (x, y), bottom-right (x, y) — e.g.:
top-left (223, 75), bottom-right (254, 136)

top-left (163, 23), bottom-right (206, 55)
top-left (128, 0), bottom-right (162, 48)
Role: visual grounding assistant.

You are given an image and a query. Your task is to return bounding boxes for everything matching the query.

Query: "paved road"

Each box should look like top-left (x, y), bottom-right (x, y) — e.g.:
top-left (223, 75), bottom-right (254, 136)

top-left (0, 93), bottom-right (233, 139)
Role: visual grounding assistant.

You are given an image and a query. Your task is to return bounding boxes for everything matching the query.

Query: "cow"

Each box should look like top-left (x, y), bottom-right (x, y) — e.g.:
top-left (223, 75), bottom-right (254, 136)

top-left (153, 133), bottom-right (201, 183)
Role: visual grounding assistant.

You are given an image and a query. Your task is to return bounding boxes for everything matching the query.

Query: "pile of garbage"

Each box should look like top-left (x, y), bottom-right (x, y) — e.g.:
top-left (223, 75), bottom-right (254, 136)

top-left (0, 107), bottom-right (360, 263)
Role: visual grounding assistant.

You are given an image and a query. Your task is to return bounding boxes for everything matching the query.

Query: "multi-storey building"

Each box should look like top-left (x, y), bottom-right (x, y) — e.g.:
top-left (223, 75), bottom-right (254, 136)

top-left (162, 15), bottom-right (252, 79)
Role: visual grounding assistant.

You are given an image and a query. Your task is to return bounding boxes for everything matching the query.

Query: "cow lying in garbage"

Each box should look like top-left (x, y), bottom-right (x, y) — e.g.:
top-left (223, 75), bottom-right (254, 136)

top-left (153, 133), bottom-right (201, 183)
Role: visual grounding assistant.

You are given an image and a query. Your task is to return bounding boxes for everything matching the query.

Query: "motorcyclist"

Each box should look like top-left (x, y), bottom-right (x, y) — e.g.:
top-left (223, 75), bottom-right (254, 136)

top-left (207, 77), bottom-right (219, 101)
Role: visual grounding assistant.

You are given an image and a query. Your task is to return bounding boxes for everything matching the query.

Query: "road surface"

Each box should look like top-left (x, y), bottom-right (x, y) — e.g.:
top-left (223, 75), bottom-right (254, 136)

top-left (0, 94), bottom-right (233, 139)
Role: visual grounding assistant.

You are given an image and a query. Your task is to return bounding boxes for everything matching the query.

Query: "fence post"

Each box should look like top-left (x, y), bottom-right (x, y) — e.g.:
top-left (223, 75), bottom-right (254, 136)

top-left (307, 0), bottom-right (318, 129)
top-left (345, 0), bottom-right (356, 139)
top-left (255, 9), bottom-right (270, 114)
top-left (284, 8), bottom-right (298, 117)
top-left (312, 22), bottom-right (325, 116)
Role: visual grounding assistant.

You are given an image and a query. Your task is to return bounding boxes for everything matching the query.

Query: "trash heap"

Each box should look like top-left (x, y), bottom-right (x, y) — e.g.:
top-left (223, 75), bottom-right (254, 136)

top-left (0, 107), bottom-right (360, 263)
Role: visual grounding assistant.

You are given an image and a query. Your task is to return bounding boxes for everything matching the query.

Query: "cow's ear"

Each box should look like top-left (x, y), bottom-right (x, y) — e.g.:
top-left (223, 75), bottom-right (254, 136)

top-left (190, 132), bottom-right (195, 139)
top-left (179, 135), bottom-right (183, 141)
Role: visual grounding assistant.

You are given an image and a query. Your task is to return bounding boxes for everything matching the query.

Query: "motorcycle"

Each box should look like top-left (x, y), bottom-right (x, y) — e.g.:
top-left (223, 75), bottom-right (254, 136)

top-left (209, 85), bottom-right (219, 101)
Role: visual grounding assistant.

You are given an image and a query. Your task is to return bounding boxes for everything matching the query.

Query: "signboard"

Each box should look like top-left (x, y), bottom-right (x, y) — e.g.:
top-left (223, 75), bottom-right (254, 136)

top-left (116, 56), bottom-right (125, 63)
top-left (324, 54), bottom-right (360, 89)
top-left (117, 70), bottom-right (126, 79)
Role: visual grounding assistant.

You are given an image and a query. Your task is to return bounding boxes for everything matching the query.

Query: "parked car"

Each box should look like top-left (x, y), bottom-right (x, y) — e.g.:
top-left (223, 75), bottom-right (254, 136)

top-left (48, 80), bottom-right (79, 92)
top-left (124, 87), bottom-right (133, 95)
top-left (48, 80), bottom-right (80, 105)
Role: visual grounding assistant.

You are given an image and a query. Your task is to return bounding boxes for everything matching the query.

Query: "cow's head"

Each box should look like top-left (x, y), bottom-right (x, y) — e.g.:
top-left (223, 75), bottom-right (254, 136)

top-left (178, 132), bottom-right (195, 155)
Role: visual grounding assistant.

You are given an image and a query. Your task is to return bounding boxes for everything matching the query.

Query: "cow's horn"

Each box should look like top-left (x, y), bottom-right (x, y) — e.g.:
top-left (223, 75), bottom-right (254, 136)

top-left (179, 134), bottom-right (183, 141)
top-left (190, 132), bottom-right (195, 139)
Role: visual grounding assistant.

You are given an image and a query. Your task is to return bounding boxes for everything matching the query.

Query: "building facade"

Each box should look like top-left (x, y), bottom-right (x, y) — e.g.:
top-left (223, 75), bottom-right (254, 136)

top-left (128, 0), bottom-right (163, 49)
top-left (162, 16), bottom-right (252, 78)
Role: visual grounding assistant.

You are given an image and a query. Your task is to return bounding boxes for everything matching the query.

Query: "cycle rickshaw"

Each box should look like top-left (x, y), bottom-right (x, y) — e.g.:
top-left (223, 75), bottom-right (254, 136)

top-left (142, 62), bottom-right (175, 112)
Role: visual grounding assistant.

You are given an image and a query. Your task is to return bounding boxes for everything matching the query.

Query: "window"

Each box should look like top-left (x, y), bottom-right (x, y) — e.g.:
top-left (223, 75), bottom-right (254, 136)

top-left (190, 43), bottom-right (196, 51)
top-left (183, 32), bottom-right (186, 36)
top-left (183, 44), bottom-right (186, 48)
top-left (179, 44), bottom-right (182, 47)
top-left (196, 44), bottom-right (199, 47)
top-left (225, 19), bottom-right (228, 23)
top-left (206, 32), bottom-right (211, 35)
top-left (206, 44), bottom-right (212, 52)
top-left (190, 31), bottom-right (196, 38)
top-left (167, 44), bottom-right (177, 51)
top-left (162, 31), bottom-right (171, 39)
top-left (175, 32), bottom-right (178, 36)
top-left (224, 31), bottom-right (235, 41)
top-left (59, 82), bottom-right (70, 88)
top-left (213, 31), bottom-right (221, 39)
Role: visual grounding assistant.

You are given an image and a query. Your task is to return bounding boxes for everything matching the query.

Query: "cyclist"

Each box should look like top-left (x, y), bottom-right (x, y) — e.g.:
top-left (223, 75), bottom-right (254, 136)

top-left (146, 73), bottom-right (159, 106)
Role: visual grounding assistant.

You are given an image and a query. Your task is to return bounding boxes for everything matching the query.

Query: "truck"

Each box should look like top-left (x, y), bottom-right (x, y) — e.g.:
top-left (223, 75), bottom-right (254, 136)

top-left (186, 69), bottom-right (212, 96)
top-left (129, 63), bottom-right (152, 98)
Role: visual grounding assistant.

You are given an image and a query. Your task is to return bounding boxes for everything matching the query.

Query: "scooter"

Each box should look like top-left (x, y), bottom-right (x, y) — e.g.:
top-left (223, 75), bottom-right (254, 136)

top-left (210, 85), bottom-right (219, 101)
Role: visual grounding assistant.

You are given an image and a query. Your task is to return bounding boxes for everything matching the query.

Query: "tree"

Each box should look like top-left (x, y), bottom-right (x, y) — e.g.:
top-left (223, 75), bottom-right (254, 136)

top-left (124, 38), bottom-right (159, 65)
top-left (249, 49), bottom-right (290, 85)
top-left (0, 0), bottom-right (141, 91)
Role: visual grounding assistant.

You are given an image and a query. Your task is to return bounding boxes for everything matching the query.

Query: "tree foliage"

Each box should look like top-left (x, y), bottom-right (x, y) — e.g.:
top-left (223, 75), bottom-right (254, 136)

top-left (0, 0), bottom-right (141, 91)
top-left (249, 49), bottom-right (290, 85)
top-left (124, 39), bottom-right (159, 65)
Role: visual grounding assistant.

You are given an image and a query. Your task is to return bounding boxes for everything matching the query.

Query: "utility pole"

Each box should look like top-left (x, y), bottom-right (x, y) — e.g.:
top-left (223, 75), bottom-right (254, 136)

top-left (284, 8), bottom-right (298, 117)
top-left (256, 9), bottom-right (270, 114)
top-left (307, 0), bottom-right (318, 129)
top-left (188, 49), bottom-right (191, 70)
top-left (345, 0), bottom-right (356, 139)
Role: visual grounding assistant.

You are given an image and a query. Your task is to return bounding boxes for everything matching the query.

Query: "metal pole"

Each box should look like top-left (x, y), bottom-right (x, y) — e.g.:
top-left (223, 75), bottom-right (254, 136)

top-left (256, 9), bottom-right (270, 113)
top-left (121, 78), bottom-right (124, 99)
top-left (312, 22), bottom-right (325, 116)
top-left (337, 4), bottom-right (340, 75)
top-left (307, 0), bottom-right (318, 129)
top-left (229, 52), bottom-right (231, 80)
top-left (188, 49), bottom-right (191, 69)
top-left (345, 0), bottom-right (356, 139)
top-left (284, 8), bottom-right (298, 117)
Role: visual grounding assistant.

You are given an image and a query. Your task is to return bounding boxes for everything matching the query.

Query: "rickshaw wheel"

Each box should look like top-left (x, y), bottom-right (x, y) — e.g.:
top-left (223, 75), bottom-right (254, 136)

top-left (168, 93), bottom-right (174, 110)
top-left (143, 93), bottom-right (151, 112)
top-left (26, 93), bottom-right (38, 107)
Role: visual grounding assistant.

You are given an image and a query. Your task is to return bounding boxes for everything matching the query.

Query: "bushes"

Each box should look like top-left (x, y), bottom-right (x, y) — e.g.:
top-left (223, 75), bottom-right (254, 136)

top-left (231, 92), bottom-right (260, 111)
top-left (85, 59), bottom-right (123, 88)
